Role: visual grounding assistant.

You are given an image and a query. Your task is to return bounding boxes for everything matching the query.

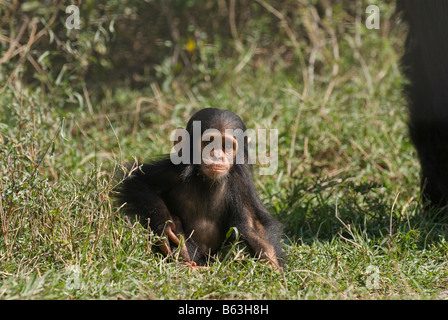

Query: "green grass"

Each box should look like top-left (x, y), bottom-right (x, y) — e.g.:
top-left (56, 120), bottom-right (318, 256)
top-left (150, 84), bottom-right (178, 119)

top-left (1, 4), bottom-right (448, 300)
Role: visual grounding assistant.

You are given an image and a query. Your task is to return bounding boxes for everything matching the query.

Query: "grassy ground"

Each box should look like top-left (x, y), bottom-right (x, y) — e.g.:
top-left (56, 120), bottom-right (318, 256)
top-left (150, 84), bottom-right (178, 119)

top-left (1, 4), bottom-right (448, 300)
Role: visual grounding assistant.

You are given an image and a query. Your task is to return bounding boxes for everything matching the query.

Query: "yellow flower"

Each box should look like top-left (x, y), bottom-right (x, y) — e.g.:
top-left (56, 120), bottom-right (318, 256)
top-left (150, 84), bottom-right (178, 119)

top-left (186, 37), bottom-right (196, 52)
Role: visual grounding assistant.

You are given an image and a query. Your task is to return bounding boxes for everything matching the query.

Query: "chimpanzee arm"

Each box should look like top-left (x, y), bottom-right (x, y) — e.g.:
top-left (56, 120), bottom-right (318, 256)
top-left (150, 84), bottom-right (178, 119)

top-left (229, 177), bottom-right (284, 268)
top-left (239, 206), bottom-right (284, 269)
top-left (222, 167), bottom-right (284, 268)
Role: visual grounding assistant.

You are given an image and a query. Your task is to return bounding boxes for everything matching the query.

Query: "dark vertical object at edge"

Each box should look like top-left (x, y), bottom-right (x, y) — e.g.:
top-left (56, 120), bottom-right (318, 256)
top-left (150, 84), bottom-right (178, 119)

top-left (398, 0), bottom-right (448, 211)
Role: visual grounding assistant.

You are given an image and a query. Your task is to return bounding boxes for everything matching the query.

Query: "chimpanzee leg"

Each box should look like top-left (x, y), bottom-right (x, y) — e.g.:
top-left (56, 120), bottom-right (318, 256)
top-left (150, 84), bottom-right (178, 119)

top-left (399, 0), bottom-right (448, 211)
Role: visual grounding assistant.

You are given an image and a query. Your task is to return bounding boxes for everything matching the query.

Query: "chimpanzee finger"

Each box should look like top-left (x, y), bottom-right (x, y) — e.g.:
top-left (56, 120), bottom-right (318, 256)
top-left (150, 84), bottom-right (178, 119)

top-left (158, 239), bottom-right (171, 256)
top-left (165, 224), bottom-right (181, 246)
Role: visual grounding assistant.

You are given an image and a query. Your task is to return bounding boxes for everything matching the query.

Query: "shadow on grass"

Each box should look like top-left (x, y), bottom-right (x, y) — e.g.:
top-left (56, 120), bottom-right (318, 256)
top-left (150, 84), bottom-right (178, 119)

top-left (275, 177), bottom-right (448, 248)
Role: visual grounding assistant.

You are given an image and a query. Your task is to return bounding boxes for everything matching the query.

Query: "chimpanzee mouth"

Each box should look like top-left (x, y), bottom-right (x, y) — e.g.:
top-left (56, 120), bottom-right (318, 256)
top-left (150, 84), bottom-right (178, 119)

top-left (205, 165), bottom-right (228, 173)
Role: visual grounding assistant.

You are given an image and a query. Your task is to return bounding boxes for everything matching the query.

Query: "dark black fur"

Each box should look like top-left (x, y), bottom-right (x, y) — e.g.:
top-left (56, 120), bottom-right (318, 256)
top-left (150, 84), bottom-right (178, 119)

top-left (398, 0), bottom-right (448, 211)
top-left (114, 108), bottom-right (284, 266)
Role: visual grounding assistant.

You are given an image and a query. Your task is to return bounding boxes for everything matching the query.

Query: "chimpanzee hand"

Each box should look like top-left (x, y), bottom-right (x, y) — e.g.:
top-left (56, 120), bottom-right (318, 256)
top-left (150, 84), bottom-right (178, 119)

top-left (158, 220), bottom-right (192, 262)
top-left (158, 221), bottom-right (180, 256)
